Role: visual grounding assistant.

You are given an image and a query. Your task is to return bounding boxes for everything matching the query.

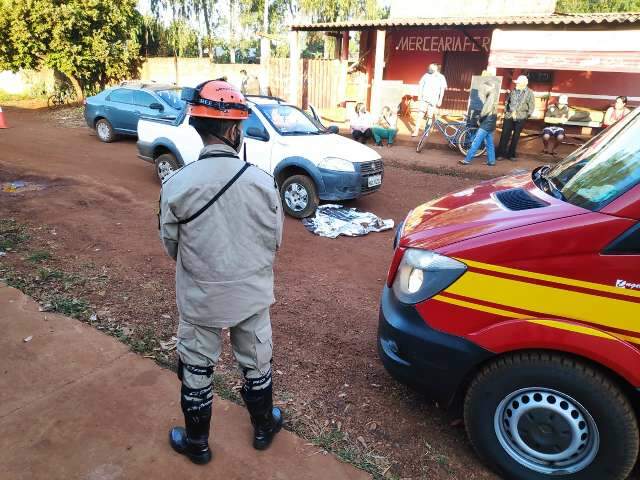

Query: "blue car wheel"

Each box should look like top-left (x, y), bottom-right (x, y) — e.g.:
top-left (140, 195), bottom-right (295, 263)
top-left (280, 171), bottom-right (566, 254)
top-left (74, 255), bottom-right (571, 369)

top-left (96, 118), bottom-right (115, 143)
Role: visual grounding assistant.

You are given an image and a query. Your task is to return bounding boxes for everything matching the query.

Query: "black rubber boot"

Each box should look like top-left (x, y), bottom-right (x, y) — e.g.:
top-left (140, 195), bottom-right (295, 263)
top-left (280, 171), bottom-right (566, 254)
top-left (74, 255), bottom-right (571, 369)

top-left (169, 425), bottom-right (212, 465)
top-left (169, 381), bottom-right (213, 464)
top-left (241, 383), bottom-right (283, 450)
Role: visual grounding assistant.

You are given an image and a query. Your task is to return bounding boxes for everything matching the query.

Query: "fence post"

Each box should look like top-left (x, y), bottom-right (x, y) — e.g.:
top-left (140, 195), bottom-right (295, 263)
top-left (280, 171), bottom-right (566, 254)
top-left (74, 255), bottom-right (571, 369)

top-left (370, 29), bottom-right (386, 114)
top-left (289, 31), bottom-right (300, 106)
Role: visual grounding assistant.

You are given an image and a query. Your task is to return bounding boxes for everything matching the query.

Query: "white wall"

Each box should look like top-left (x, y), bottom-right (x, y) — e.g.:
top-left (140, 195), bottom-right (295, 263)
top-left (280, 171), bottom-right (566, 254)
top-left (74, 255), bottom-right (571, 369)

top-left (0, 69), bottom-right (54, 95)
top-left (390, 0), bottom-right (556, 18)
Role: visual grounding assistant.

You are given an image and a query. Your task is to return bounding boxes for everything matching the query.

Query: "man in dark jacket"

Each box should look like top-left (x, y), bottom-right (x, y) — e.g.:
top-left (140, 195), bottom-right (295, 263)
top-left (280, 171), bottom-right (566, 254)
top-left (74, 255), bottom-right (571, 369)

top-left (496, 75), bottom-right (535, 161)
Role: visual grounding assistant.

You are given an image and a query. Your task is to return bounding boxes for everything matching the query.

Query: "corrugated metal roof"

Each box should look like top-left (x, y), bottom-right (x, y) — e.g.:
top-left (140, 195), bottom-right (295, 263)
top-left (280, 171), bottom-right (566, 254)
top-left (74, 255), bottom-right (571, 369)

top-left (290, 12), bottom-right (640, 31)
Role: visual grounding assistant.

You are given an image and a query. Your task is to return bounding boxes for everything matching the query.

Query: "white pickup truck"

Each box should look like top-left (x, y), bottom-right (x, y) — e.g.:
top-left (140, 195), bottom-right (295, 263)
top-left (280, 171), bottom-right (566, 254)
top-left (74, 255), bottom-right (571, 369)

top-left (137, 96), bottom-right (384, 218)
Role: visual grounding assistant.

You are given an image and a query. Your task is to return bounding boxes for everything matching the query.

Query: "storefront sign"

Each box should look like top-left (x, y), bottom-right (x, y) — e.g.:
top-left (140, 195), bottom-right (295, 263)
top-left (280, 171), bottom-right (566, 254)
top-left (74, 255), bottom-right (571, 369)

top-left (490, 29), bottom-right (640, 73)
top-left (489, 50), bottom-right (640, 74)
top-left (396, 34), bottom-right (491, 53)
top-left (384, 28), bottom-right (491, 84)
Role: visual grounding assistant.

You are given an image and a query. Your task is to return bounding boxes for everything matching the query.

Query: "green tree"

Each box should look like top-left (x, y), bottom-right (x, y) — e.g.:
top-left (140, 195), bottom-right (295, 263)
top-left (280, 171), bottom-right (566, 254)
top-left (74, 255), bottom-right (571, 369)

top-left (299, 0), bottom-right (386, 22)
top-left (556, 0), bottom-right (640, 12)
top-left (151, 0), bottom-right (218, 60)
top-left (0, 0), bottom-right (142, 98)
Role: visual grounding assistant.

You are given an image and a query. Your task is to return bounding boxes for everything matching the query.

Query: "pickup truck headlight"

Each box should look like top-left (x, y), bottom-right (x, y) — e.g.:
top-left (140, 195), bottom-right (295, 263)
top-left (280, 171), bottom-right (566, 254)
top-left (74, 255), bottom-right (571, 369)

top-left (318, 156), bottom-right (355, 172)
top-left (392, 249), bottom-right (467, 304)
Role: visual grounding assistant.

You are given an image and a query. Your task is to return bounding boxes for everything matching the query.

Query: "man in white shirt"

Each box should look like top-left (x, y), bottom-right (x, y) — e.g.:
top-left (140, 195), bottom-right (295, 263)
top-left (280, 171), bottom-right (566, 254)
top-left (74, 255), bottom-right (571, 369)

top-left (413, 63), bottom-right (447, 137)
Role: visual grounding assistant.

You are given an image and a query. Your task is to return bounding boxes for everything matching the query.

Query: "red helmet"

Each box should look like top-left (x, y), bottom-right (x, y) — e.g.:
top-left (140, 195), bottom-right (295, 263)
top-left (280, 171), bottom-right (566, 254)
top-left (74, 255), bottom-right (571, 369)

top-left (182, 79), bottom-right (249, 120)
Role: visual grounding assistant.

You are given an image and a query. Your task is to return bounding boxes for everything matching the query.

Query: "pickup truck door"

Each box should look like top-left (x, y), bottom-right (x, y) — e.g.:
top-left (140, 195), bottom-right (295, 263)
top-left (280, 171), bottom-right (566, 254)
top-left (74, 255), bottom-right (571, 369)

top-left (105, 88), bottom-right (136, 133)
top-left (241, 111), bottom-right (273, 173)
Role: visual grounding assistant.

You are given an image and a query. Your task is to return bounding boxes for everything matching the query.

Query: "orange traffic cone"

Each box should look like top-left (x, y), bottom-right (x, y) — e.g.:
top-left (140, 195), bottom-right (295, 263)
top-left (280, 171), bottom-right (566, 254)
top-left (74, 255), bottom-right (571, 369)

top-left (0, 107), bottom-right (7, 129)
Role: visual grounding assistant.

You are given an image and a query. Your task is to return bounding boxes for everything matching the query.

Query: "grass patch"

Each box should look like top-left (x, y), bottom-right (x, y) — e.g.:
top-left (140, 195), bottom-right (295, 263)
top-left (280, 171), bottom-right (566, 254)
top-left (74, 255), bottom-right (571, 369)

top-left (49, 295), bottom-right (89, 318)
top-left (294, 422), bottom-right (392, 479)
top-left (37, 268), bottom-right (64, 282)
top-left (3, 270), bottom-right (32, 293)
top-left (212, 372), bottom-right (242, 403)
top-left (28, 250), bottom-right (51, 263)
top-left (129, 325), bottom-right (157, 354)
top-left (61, 273), bottom-right (86, 290)
top-left (0, 219), bottom-right (30, 251)
top-left (0, 91), bottom-right (32, 102)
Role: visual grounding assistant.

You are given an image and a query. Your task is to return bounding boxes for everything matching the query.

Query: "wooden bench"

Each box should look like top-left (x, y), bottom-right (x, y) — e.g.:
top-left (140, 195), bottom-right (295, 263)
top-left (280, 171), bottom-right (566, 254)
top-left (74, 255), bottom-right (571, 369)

top-left (513, 108), bottom-right (605, 147)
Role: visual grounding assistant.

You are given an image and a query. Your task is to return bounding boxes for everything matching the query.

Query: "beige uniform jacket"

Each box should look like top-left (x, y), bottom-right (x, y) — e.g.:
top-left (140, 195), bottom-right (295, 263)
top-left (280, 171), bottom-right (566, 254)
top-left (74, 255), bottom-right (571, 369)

top-left (160, 143), bottom-right (284, 328)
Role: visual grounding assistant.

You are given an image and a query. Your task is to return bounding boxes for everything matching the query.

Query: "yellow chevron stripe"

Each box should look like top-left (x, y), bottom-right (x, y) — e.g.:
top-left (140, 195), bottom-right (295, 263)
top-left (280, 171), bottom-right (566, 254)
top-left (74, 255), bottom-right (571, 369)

top-left (433, 294), bottom-right (529, 319)
top-left (434, 297), bottom-right (640, 345)
top-left (530, 320), bottom-right (640, 345)
top-left (608, 332), bottom-right (640, 345)
top-left (458, 258), bottom-right (640, 299)
top-left (529, 319), bottom-right (615, 340)
top-left (445, 271), bottom-right (640, 334)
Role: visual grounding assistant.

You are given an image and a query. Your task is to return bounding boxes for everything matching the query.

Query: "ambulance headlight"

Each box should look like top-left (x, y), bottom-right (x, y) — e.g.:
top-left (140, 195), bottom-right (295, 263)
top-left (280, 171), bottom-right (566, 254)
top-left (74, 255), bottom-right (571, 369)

top-left (392, 249), bottom-right (467, 304)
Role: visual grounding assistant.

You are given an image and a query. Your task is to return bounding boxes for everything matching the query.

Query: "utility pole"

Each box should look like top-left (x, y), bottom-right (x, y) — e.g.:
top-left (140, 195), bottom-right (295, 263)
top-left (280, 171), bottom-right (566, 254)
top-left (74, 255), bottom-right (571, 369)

top-left (260, 0), bottom-right (271, 95)
top-left (229, 0), bottom-right (236, 64)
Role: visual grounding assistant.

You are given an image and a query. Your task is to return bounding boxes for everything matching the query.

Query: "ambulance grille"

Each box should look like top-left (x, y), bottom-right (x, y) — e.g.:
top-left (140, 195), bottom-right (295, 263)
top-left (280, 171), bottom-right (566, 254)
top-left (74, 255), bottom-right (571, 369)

top-left (495, 188), bottom-right (549, 211)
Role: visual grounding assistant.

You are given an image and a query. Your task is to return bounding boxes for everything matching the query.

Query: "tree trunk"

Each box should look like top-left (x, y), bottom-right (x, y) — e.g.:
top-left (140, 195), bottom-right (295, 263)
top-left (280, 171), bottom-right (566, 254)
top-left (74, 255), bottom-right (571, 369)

top-left (55, 69), bottom-right (84, 101)
top-left (229, 0), bottom-right (236, 64)
top-left (201, 0), bottom-right (214, 61)
top-left (69, 76), bottom-right (83, 101)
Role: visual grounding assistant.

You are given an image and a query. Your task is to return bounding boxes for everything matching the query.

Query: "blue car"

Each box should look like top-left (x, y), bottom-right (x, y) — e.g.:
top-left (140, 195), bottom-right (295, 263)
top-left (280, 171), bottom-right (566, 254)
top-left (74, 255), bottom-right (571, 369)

top-left (84, 82), bottom-right (184, 143)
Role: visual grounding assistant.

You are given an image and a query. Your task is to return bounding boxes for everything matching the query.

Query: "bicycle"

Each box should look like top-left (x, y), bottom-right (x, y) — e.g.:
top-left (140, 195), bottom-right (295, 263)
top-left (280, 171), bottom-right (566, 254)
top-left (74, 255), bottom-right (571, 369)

top-left (47, 84), bottom-right (77, 109)
top-left (416, 113), bottom-right (486, 158)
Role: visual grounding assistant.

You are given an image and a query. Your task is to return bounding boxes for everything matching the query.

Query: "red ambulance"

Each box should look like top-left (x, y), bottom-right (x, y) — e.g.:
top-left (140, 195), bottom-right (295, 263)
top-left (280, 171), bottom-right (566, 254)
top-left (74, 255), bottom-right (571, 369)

top-left (379, 109), bottom-right (640, 479)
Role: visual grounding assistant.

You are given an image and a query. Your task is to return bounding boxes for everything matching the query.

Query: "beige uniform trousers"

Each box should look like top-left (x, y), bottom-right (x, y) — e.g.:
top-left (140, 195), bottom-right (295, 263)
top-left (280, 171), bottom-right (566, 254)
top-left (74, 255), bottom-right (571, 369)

top-left (176, 307), bottom-right (273, 391)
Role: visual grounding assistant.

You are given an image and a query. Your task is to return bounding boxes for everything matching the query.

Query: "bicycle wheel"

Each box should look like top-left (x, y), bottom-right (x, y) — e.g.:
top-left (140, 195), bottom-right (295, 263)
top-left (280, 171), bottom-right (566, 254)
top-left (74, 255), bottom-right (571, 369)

top-left (458, 127), bottom-right (486, 158)
top-left (416, 118), bottom-right (434, 153)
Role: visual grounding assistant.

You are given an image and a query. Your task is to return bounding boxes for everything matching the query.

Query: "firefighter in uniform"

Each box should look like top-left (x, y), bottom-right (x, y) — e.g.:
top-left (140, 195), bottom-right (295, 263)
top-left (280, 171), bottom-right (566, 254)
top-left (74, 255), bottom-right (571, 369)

top-left (159, 79), bottom-right (284, 465)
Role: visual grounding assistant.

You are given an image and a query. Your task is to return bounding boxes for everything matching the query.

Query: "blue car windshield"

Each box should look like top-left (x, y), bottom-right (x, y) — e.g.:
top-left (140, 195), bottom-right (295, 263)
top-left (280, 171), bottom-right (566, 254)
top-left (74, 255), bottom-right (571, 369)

top-left (156, 89), bottom-right (185, 110)
top-left (546, 108), bottom-right (640, 211)
top-left (260, 104), bottom-right (322, 135)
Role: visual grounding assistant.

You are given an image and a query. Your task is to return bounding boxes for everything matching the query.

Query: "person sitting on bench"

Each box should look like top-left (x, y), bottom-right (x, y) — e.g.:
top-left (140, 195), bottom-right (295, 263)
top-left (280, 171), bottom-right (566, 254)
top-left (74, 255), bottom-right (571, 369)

top-left (372, 106), bottom-right (398, 147)
top-left (542, 95), bottom-right (570, 156)
top-left (349, 102), bottom-right (373, 144)
top-left (604, 96), bottom-right (631, 128)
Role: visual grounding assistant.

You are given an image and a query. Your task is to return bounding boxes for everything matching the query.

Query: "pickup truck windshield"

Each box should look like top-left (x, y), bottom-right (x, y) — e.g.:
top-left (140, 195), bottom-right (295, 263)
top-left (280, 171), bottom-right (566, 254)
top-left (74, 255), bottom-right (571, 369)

top-left (546, 108), bottom-right (640, 211)
top-left (156, 89), bottom-right (185, 110)
top-left (260, 104), bottom-right (321, 135)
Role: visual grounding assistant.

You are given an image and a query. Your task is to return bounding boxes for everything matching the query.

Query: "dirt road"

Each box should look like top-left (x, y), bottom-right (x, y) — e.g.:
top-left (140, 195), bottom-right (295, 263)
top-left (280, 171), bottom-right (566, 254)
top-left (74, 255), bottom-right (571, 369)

top-left (0, 107), bottom-right (568, 479)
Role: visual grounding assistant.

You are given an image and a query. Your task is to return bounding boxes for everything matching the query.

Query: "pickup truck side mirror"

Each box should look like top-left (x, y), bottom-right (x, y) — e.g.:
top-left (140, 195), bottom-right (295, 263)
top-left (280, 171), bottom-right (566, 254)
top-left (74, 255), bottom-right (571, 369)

top-left (149, 102), bottom-right (164, 111)
top-left (326, 125), bottom-right (339, 134)
top-left (246, 127), bottom-right (269, 141)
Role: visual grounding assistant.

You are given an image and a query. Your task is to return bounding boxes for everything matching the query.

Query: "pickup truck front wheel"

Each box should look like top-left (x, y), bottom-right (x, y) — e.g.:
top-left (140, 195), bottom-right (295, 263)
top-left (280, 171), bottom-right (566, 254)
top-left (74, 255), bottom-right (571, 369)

top-left (155, 153), bottom-right (180, 182)
top-left (281, 175), bottom-right (318, 218)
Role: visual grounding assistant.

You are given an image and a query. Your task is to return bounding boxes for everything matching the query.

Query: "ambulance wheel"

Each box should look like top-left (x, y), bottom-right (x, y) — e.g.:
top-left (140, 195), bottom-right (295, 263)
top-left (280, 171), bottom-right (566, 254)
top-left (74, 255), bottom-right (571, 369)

top-left (281, 174), bottom-right (318, 219)
top-left (464, 352), bottom-right (638, 480)
top-left (95, 118), bottom-right (115, 143)
top-left (155, 153), bottom-right (180, 183)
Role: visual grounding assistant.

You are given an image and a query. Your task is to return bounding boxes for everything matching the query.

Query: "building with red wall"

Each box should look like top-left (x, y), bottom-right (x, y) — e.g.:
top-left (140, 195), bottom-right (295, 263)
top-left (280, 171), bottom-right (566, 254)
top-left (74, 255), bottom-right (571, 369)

top-left (290, 11), bottom-right (640, 124)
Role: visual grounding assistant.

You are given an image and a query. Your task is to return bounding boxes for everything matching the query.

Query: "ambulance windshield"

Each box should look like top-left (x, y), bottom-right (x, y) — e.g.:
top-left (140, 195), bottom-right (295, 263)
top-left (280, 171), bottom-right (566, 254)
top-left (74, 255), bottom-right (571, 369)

top-left (547, 108), bottom-right (640, 211)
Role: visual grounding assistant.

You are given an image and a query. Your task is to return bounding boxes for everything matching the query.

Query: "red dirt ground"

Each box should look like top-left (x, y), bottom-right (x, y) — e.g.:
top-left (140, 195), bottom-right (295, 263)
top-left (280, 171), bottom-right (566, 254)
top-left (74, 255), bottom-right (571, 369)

top-left (1, 107), bottom-right (636, 480)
